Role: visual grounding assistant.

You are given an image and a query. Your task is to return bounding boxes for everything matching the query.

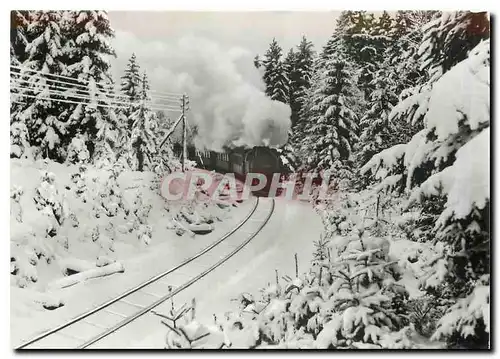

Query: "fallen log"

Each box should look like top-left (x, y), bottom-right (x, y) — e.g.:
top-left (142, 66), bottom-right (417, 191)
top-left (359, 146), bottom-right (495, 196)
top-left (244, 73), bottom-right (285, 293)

top-left (48, 262), bottom-right (125, 290)
top-left (59, 258), bottom-right (95, 276)
top-left (188, 223), bottom-right (214, 235)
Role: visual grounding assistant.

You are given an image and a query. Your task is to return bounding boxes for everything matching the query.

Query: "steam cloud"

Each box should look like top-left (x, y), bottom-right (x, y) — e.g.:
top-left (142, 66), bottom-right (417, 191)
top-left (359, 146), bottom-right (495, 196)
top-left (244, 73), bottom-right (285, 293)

top-left (112, 32), bottom-right (292, 151)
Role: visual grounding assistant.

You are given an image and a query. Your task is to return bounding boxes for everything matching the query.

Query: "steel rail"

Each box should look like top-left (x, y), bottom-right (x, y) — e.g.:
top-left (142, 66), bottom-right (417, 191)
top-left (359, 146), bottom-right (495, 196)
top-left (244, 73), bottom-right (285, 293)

top-left (80, 198), bottom-right (275, 349)
top-left (16, 197), bottom-right (261, 349)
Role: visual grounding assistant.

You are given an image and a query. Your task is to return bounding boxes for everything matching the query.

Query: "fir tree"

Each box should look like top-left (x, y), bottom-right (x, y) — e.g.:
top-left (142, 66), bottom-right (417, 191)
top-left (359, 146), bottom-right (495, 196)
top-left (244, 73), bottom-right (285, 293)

top-left (356, 66), bottom-right (399, 168)
top-left (10, 11), bottom-right (30, 65)
top-left (284, 48), bottom-right (299, 125)
top-left (61, 10), bottom-right (118, 161)
top-left (16, 10), bottom-right (67, 161)
top-left (262, 38), bottom-right (289, 104)
top-left (128, 71), bottom-right (158, 171)
top-left (289, 36), bottom-right (315, 129)
top-left (120, 53), bottom-right (142, 103)
top-left (301, 41), bottom-right (359, 171)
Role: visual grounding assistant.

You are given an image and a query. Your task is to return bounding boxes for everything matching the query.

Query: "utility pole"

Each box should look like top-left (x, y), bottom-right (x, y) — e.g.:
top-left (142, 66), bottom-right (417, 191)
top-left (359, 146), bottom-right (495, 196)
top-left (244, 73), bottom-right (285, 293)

top-left (181, 94), bottom-right (189, 172)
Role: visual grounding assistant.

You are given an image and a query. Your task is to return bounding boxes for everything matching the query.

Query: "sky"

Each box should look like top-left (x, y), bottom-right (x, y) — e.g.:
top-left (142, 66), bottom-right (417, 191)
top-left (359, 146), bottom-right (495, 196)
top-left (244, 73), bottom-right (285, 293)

top-left (108, 11), bottom-right (339, 57)
top-left (105, 11), bottom-right (341, 150)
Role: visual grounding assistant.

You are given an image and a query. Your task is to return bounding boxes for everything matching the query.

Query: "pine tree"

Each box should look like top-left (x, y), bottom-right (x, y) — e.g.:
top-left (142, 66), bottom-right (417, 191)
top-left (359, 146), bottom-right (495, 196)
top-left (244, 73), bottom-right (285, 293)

top-left (301, 40), bottom-right (359, 171)
top-left (61, 11), bottom-right (118, 162)
top-left (289, 36), bottom-right (315, 129)
top-left (140, 71), bottom-right (150, 100)
top-left (128, 71), bottom-right (158, 171)
top-left (16, 10), bottom-right (67, 161)
top-left (10, 11), bottom-right (32, 159)
top-left (262, 38), bottom-right (289, 104)
top-left (357, 67), bottom-right (399, 168)
top-left (283, 48), bottom-right (299, 125)
top-left (120, 53), bottom-right (142, 120)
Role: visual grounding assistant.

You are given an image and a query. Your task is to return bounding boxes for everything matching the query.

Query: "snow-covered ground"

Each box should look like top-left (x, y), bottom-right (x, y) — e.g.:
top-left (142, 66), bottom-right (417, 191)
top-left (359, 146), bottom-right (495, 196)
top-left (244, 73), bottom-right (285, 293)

top-left (10, 158), bottom-right (254, 347)
top-left (127, 197), bottom-right (322, 348)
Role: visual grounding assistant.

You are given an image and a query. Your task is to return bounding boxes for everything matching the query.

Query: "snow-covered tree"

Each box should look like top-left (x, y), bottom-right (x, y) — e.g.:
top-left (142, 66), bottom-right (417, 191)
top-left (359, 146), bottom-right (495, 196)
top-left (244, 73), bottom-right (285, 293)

top-left (286, 36), bottom-right (315, 128)
top-left (356, 66), bottom-right (399, 168)
top-left (10, 11), bottom-right (30, 65)
top-left (15, 11), bottom-right (67, 161)
top-left (362, 12), bottom-right (490, 348)
top-left (262, 38), bottom-right (289, 104)
top-left (61, 10), bottom-right (118, 162)
top-left (300, 40), bottom-right (359, 171)
top-left (128, 71), bottom-right (159, 171)
top-left (129, 104), bottom-right (157, 171)
top-left (10, 122), bottom-right (32, 160)
top-left (120, 52), bottom-right (142, 131)
top-left (120, 53), bottom-right (142, 103)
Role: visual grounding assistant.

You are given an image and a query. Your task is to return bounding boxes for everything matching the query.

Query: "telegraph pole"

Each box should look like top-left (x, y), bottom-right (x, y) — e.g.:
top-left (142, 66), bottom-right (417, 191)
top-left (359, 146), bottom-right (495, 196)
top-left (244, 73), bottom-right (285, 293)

top-left (181, 94), bottom-right (189, 172)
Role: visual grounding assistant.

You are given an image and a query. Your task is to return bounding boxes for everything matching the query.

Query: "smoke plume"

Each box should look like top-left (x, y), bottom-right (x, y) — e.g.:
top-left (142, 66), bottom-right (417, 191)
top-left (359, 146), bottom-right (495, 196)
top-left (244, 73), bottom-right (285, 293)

top-left (112, 32), bottom-right (292, 151)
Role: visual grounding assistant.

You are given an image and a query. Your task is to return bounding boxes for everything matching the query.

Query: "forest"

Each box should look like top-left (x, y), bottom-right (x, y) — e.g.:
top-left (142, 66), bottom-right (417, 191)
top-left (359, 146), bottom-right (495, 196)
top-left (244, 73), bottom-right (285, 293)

top-left (10, 10), bottom-right (490, 349)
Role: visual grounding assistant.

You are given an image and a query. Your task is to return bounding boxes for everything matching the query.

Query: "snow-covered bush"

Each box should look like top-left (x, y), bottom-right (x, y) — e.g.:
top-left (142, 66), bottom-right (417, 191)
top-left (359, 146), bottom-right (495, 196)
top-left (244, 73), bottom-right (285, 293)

top-left (137, 224), bottom-right (153, 245)
top-left (11, 185), bottom-right (24, 223)
top-left (10, 122), bottom-right (33, 160)
top-left (34, 171), bottom-right (66, 234)
top-left (65, 133), bottom-right (90, 165)
top-left (91, 225), bottom-right (114, 254)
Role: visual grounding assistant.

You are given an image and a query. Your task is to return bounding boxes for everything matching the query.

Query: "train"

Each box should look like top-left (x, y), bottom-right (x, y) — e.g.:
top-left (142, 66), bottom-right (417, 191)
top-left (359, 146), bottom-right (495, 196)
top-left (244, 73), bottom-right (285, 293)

top-left (176, 144), bottom-right (291, 196)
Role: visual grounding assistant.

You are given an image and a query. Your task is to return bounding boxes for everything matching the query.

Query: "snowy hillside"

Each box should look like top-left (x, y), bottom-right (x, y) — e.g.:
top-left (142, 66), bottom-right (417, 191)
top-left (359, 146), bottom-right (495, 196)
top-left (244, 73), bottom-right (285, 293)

top-left (10, 158), bottom-right (251, 344)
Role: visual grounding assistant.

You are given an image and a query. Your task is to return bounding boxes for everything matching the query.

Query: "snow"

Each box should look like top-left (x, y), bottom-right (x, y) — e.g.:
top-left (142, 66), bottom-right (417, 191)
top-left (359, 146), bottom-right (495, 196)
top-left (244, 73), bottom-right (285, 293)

top-left (360, 143), bottom-right (407, 177)
top-left (424, 40), bottom-right (490, 140)
top-left (440, 127), bottom-right (489, 218)
top-left (411, 127), bottom-right (489, 223)
top-left (432, 276), bottom-right (490, 341)
top-left (128, 198), bottom-right (322, 348)
top-left (10, 158), bottom-right (253, 346)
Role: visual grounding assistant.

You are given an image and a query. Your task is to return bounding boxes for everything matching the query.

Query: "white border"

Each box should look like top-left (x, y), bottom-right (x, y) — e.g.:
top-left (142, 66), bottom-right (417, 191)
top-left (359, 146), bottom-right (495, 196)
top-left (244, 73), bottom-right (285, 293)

top-left (2, 1), bottom-right (497, 359)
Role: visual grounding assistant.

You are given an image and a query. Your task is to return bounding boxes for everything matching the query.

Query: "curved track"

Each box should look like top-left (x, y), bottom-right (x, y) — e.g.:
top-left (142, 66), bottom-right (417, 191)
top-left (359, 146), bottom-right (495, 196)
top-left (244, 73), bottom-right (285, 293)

top-left (17, 197), bottom-right (275, 349)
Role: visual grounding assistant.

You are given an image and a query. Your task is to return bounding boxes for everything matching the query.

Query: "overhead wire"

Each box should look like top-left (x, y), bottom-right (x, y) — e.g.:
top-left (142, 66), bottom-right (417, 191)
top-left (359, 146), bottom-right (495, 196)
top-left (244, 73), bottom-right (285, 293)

top-left (11, 92), bottom-right (183, 112)
top-left (10, 65), bottom-right (185, 99)
top-left (11, 85), bottom-right (182, 112)
top-left (11, 73), bottom-right (183, 105)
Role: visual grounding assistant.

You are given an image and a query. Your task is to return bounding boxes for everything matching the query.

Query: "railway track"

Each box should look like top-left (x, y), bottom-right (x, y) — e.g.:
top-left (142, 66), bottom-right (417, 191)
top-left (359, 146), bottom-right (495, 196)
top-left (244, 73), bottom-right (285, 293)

top-left (17, 197), bottom-right (275, 349)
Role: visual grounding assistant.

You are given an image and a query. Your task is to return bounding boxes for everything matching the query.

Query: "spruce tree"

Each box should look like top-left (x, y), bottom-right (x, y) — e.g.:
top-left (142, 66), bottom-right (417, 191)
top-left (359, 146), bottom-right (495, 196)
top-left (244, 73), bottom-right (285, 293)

top-left (61, 10), bottom-right (118, 161)
top-left (301, 40), bottom-right (359, 171)
top-left (262, 38), bottom-right (289, 104)
top-left (357, 66), bottom-right (398, 167)
top-left (10, 11), bottom-right (32, 159)
top-left (128, 71), bottom-right (158, 171)
top-left (290, 36), bottom-right (315, 129)
top-left (284, 48), bottom-right (299, 125)
top-left (10, 11), bottom-right (30, 65)
top-left (16, 10), bottom-right (67, 161)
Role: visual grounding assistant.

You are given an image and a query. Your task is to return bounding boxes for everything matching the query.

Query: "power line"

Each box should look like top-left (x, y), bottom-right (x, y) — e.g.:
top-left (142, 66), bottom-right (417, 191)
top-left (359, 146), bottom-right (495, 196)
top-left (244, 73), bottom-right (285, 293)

top-left (10, 65), bottom-right (185, 98)
top-left (11, 93), bottom-right (183, 113)
top-left (11, 74), bottom-right (183, 105)
top-left (11, 85), bottom-right (182, 111)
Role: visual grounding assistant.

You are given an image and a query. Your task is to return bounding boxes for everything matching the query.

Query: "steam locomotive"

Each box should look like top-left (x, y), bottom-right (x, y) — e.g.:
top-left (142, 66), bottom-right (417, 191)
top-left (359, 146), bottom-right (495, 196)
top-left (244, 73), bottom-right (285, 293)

top-left (184, 145), bottom-right (290, 196)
